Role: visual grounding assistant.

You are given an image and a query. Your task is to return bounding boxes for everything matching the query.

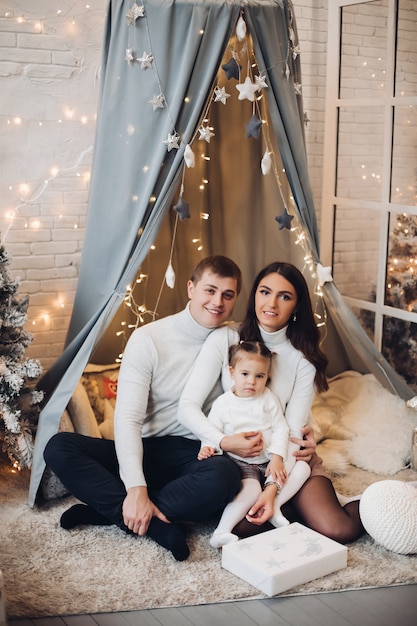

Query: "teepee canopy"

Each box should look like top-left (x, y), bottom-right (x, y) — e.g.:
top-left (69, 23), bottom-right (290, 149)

top-left (29, 0), bottom-right (413, 506)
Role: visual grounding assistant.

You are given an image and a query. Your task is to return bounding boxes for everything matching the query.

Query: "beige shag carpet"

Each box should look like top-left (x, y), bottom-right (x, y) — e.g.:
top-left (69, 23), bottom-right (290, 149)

top-left (1, 454), bottom-right (417, 620)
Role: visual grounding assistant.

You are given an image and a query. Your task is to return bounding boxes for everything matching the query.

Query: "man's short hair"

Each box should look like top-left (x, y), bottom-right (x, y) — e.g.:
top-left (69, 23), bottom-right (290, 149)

top-left (190, 255), bottom-right (242, 294)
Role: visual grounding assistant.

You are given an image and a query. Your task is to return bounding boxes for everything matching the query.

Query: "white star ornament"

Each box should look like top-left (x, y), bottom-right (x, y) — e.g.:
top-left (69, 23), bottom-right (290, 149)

top-left (316, 263), bottom-right (333, 287)
top-left (236, 77), bottom-right (258, 102)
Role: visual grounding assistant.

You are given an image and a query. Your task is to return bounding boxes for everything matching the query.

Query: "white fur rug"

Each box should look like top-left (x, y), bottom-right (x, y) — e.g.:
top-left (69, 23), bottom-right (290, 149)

top-left (1, 454), bottom-right (417, 620)
top-left (312, 371), bottom-right (417, 476)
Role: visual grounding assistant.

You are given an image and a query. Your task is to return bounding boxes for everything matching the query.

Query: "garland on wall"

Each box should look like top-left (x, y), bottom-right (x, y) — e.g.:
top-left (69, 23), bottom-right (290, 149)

top-left (116, 3), bottom-right (332, 352)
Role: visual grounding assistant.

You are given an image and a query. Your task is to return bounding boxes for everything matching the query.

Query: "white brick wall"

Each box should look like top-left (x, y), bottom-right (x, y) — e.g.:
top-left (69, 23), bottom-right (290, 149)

top-left (0, 0), bottom-right (329, 371)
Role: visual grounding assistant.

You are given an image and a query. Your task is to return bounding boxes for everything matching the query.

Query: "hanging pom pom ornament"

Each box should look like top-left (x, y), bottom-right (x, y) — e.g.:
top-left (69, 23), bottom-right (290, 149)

top-left (261, 151), bottom-right (272, 175)
top-left (165, 262), bottom-right (176, 289)
top-left (184, 144), bottom-right (195, 168)
top-left (236, 15), bottom-right (247, 41)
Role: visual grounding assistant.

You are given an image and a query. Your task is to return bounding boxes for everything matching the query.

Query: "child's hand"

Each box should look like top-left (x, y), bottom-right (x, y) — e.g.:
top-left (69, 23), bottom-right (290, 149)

top-left (265, 455), bottom-right (287, 485)
top-left (198, 445), bottom-right (215, 460)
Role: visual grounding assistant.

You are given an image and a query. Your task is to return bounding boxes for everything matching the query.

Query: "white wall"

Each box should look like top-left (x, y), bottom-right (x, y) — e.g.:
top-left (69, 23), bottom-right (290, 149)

top-left (0, 0), bottom-right (329, 371)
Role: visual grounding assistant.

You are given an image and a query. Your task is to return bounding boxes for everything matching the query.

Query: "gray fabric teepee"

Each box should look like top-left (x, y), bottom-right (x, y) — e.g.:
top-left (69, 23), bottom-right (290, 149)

top-left (29, 0), bottom-right (413, 506)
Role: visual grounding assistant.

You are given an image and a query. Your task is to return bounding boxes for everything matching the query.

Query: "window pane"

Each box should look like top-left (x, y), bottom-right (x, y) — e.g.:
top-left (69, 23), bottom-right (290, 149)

top-left (395, 0), bottom-right (417, 97)
top-left (391, 105), bottom-right (417, 205)
top-left (382, 315), bottom-right (417, 392)
top-left (340, 0), bottom-right (388, 99)
top-left (353, 305), bottom-right (375, 342)
top-left (385, 212), bottom-right (417, 311)
top-left (336, 106), bottom-right (384, 201)
top-left (333, 205), bottom-right (380, 301)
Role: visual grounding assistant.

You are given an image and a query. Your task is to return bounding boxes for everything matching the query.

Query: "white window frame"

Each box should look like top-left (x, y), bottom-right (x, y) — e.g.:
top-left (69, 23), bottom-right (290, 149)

top-left (321, 0), bottom-right (417, 353)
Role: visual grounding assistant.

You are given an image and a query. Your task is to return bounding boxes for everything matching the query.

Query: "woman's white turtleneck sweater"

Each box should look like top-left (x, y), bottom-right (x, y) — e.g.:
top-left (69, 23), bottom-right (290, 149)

top-left (178, 324), bottom-right (316, 453)
top-left (114, 303), bottom-right (218, 490)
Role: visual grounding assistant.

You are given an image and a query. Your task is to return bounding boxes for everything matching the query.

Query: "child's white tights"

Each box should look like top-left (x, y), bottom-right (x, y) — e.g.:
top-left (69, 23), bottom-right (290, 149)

top-left (210, 461), bottom-right (311, 548)
top-left (269, 460), bottom-right (311, 527)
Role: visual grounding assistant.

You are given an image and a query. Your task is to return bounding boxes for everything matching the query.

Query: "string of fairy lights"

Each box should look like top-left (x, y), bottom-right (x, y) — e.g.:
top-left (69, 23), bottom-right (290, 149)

top-left (115, 3), bottom-right (331, 353)
top-left (2, 1), bottom-right (332, 363)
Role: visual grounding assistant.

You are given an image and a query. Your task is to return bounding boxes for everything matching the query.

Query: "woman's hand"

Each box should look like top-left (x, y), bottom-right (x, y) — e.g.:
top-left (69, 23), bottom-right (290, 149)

top-left (122, 486), bottom-right (169, 535)
top-left (220, 431), bottom-right (263, 458)
top-left (290, 425), bottom-right (316, 463)
top-left (245, 485), bottom-right (277, 525)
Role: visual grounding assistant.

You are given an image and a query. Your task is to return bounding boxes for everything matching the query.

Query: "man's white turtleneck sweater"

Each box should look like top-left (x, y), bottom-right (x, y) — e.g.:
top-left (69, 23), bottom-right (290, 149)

top-left (114, 303), bottom-right (221, 491)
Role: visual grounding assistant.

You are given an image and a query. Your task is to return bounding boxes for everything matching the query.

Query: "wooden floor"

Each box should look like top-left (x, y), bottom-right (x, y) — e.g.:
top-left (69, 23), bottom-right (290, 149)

top-left (7, 584), bottom-right (417, 626)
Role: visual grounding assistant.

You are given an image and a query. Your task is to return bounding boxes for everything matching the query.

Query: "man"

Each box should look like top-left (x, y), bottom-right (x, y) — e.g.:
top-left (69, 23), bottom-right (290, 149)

top-left (44, 255), bottom-right (264, 560)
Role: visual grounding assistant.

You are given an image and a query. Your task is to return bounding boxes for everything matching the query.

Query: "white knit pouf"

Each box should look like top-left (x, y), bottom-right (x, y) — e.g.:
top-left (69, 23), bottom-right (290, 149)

top-left (359, 480), bottom-right (417, 554)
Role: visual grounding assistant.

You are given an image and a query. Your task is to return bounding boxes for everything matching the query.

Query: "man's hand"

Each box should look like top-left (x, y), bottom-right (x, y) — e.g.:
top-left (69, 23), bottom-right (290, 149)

top-left (122, 486), bottom-right (169, 536)
top-left (220, 431), bottom-right (263, 458)
top-left (290, 425), bottom-right (317, 463)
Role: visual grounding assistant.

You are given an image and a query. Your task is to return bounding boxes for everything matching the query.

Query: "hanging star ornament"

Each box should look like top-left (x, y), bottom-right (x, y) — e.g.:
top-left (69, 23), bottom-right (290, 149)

top-left (149, 93), bottom-right (165, 110)
top-left (236, 77), bottom-right (258, 102)
top-left (163, 131), bottom-right (180, 152)
top-left (184, 144), bottom-right (195, 168)
top-left (275, 207), bottom-right (294, 230)
top-left (222, 57), bottom-right (241, 80)
top-left (213, 86), bottom-right (230, 105)
top-left (198, 125), bottom-right (215, 143)
top-left (245, 114), bottom-right (262, 139)
top-left (255, 73), bottom-right (268, 91)
top-left (138, 51), bottom-right (153, 69)
top-left (173, 197), bottom-right (191, 221)
top-left (316, 263), bottom-right (333, 287)
top-left (125, 48), bottom-right (135, 65)
top-left (126, 3), bottom-right (145, 25)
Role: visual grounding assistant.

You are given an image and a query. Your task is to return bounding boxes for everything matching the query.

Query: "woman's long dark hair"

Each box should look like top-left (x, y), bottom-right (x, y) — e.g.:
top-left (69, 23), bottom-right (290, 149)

top-left (239, 262), bottom-right (328, 392)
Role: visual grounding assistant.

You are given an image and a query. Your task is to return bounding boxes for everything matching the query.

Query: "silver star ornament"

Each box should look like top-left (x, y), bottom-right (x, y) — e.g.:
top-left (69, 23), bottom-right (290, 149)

top-left (198, 125), bottom-right (215, 143)
top-left (163, 132), bottom-right (180, 152)
top-left (213, 86), bottom-right (230, 105)
top-left (126, 3), bottom-right (145, 25)
top-left (149, 94), bottom-right (165, 110)
top-left (138, 51), bottom-right (153, 69)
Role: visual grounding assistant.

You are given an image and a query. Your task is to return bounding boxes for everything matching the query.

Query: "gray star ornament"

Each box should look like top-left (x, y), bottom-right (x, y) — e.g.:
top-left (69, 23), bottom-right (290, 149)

top-left (173, 197), bottom-right (190, 221)
top-left (275, 207), bottom-right (294, 230)
top-left (222, 57), bottom-right (241, 80)
top-left (245, 114), bottom-right (262, 139)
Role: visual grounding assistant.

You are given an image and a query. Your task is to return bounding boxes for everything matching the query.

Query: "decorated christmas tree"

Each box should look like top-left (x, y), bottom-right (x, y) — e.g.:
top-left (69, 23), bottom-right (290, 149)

top-left (383, 214), bottom-right (417, 391)
top-left (362, 214), bottom-right (417, 392)
top-left (0, 243), bottom-right (44, 469)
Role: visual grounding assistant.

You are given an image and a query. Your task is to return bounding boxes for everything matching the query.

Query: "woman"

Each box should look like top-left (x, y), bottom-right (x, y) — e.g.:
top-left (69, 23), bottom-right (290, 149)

top-left (178, 261), bottom-right (364, 543)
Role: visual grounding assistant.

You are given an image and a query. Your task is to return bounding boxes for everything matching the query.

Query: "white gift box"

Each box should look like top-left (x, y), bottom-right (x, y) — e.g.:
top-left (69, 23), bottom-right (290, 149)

top-left (222, 522), bottom-right (348, 597)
